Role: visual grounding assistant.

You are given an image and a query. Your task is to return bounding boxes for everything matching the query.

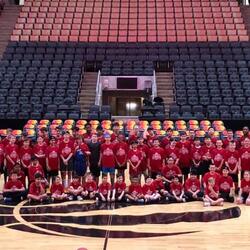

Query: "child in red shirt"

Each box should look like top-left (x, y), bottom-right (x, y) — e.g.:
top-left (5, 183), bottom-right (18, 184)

top-left (127, 141), bottom-right (143, 182)
top-left (202, 164), bottom-right (221, 188)
top-left (96, 175), bottom-right (112, 202)
top-left (153, 173), bottom-right (170, 200)
top-left (137, 136), bottom-right (149, 183)
top-left (33, 136), bottom-right (47, 173)
top-left (3, 171), bottom-right (26, 202)
top-left (147, 139), bottom-right (165, 179)
top-left (184, 170), bottom-right (203, 201)
top-left (50, 176), bottom-right (68, 201)
top-left (225, 141), bottom-right (240, 190)
top-left (113, 134), bottom-right (128, 180)
top-left (82, 173), bottom-right (97, 199)
top-left (99, 134), bottom-right (116, 185)
top-left (211, 140), bottom-right (226, 173)
top-left (170, 175), bottom-right (186, 202)
top-left (125, 177), bottom-right (144, 203)
top-left (68, 176), bottom-right (84, 201)
top-left (46, 137), bottom-right (60, 185)
top-left (19, 139), bottom-right (33, 175)
top-left (111, 174), bottom-right (126, 202)
top-left (10, 164), bottom-right (26, 188)
top-left (237, 170), bottom-right (250, 205)
top-left (142, 177), bottom-right (161, 203)
top-left (5, 135), bottom-right (20, 175)
top-left (28, 157), bottom-right (46, 184)
top-left (219, 166), bottom-right (234, 203)
top-left (204, 177), bottom-right (224, 206)
top-left (162, 157), bottom-right (182, 191)
top-left (28, 173), bottom-right (48, 203)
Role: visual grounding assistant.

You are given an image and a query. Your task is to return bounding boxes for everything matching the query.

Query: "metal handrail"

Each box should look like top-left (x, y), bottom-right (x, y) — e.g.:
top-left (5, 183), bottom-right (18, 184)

top-left (95, 70), bottom-right (101, 105)
top-left (151, 70), bottom-right (157, 101)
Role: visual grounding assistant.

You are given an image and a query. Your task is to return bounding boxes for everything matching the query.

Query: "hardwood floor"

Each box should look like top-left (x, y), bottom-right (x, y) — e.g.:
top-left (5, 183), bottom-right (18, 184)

top-left (0, 175), bottom-right (250, 250)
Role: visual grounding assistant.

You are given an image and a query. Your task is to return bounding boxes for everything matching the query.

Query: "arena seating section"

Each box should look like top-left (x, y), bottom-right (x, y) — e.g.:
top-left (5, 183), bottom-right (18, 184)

top-left (0, 0), bottom-right (249, 120)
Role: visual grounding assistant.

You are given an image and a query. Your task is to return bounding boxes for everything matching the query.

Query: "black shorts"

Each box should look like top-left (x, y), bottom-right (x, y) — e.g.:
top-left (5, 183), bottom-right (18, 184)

top-left (47, 170), bottom-right (59, 177)
top-left (220, 191), bottom-right (234, 203)
top-left (60, 158), bottom-right (73, 172)
top-left (115, 164), bottom-right (127, 170)
top-left (229, 173), bottom-right (238, 183)
top-left (181, 167), bottom-right (190, 176)
top-left (0, 164), bottom-right (4, 174)
top-left (90, 164), bottom-right (101, 177)
top-left (199, 160), bottom-right (211, 176)
top-left (242, 192), bottom-right (249, 203)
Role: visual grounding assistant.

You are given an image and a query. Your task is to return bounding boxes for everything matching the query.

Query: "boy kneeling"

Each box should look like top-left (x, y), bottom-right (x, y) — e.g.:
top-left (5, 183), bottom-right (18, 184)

top-left (3, 171), bottom-right (26, 202)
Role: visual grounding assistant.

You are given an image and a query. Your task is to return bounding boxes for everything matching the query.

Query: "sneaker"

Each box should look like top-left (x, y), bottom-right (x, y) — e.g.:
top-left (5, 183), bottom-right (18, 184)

top-left (126, 198), bottom-right (130, 203)
top-left (68, 196), bottom-right (74, 201)
top-left (182, 198), bottom-right (186, 202)
top-left (77, 196), bottom-right (83, 201)
top-left (203, 201), bottom-right (211, 207)
top-left (165, 196), bottom-right (169, 201)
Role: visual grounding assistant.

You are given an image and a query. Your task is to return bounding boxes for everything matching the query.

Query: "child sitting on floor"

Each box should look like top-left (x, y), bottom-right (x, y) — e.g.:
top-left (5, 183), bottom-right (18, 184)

top-left (203, 177), bottom-right (224, 206)
top-left (50, 176), bottom-right (68, 202)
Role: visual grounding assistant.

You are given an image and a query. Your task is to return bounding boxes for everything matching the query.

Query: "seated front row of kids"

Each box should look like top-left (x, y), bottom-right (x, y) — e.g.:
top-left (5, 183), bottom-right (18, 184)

top-left (2, 168), bottom-right (250, 207)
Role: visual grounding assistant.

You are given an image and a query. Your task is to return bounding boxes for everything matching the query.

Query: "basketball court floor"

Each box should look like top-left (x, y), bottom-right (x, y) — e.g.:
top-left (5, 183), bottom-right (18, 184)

top-left (0, 175), bottom-right (250, 250)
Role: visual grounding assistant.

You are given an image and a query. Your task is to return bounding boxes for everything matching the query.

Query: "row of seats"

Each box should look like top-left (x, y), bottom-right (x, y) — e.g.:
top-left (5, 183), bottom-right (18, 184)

top-left (11, 0), bottom-right (249, 43)
top-left (169, 105), bottom-right (250, 120)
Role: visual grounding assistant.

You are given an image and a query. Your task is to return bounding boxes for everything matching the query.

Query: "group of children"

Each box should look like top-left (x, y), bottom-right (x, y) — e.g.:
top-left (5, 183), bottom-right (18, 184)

top-left (0, 124), bottom-right (250, 207)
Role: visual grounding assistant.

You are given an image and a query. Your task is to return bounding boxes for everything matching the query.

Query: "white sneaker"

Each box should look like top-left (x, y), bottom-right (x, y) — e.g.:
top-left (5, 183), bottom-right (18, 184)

top-left (68, 196), bottom-right (74, 201)
top-left (204, 201), bottom-right (211, 207)
top-left (77, 196), bottom-right (83, 201)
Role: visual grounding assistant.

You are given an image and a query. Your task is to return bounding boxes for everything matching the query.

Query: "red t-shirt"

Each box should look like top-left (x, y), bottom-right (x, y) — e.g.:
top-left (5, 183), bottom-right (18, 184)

top-left (114, 142), bottom-right (128, 165)
top-left (28, 164), bottom-right (44, 182)
top-left (98, 182), bottom-right (111, 195)
top-left (239, 147), bottom-right (250, 171)
top-left (211, 148), bottom-right (226, 169)
top-left (225, 150), bottom-right (239, 172)
top-left (161, 137), bottom-right (170, 148)
top-left (219, 175), bottom-right (233, 192)
top-left (148, 146), bottom-right (165, 172)
top-left (114, 181), bottom-right (126, 194)
top-left (128, 149), bottom-right (143, 175)
top-left (69, 181), bottom-right (81, 190)
top-left (84, 181), bottom-right (97, 192)
top-left (29, 182), bottom-right (45, 196)
top-left (137, 144), bottom-right (149, 171)
top-left (33, 143), bottom-right (47, 168)
top-left (9, 171), bottom-right (25, 187)
top-left (59, 140), bottom-right (75, 159)
top-left (205, 185), bottom-right (219, 200)
top-left (165, 147), bottom-right (179, 161)
top-left (128, 183), bottom-right (142, 195)
top-left (46, 145), bottom-right (59, 171)
top-left (185, 178), bottom-right (201, 192)
top-left (100, 143), bottom-right (115, 168)
top-left (19, 146), bottom-right (33, 168)
top-left (142, 182), bottom-right (156, 195)
top-left (50, 183), bottom-right (64, 195)
top-left (203, 172), bottom-right (221, 186)
top-left (5, 144), bottom-right (19, 171)
top-left (162, 165), bottom-right (181, 179)
top-left (241, 179), bottom-right (250, 193)
top-left (191, 146), bottom-right (203, 163)
top-left (170, 182), bottom-right (183, 196)
top-left (4, 179), bottom-right (23, 189)
top-left (177, 141), bottom-right (191, 167)
top-left (0, 143), bottom-right (4, 165)
top-left (153, 179), bottom-right (165, 190)
top-left (201, 145), bottom-right (215, 160)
